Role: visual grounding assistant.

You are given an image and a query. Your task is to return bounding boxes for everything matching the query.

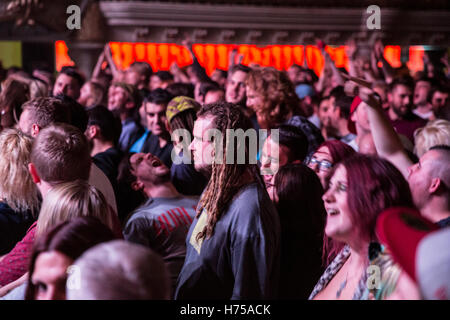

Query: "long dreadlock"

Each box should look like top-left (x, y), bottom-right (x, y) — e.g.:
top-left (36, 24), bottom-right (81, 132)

top-left (195, 102), bottom-right (264, 241)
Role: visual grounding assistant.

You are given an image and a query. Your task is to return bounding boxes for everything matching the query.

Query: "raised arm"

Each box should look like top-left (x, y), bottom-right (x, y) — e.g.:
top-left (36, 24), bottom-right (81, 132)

top-left (440, 52), bottom-right (450, 79)
top-left (369, 45), bottom-right (382, 80)
top-left (322, 48), bottom-right (345, 87)
top-left (374, 40), bottom-right (395, 84)
top-left (315, 41), bottom-right (331, 94)
top-left (345, 39), bottom-right (359, 78)
top-left (228, 48), bottom-right (237, 73)
top-left (182, 37), bottom-right (210, 83)
top-left (358, 86), bottom-right (413, 178)
top-left (302, 46), bottom-right (309, 69)
top-left (103, 44), bottom-right (119, 80)
top-left (91, 48), bottom-right (106, 80)
top-left (170, 62), bottom-right (190, 83)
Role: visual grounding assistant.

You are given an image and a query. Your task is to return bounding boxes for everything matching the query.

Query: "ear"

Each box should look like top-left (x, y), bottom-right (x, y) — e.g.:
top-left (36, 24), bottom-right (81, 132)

top-left (31, 124), bottom-right (40, 137)
top-left (429, 177), bottom-right (441, 194)
top-left (131, 180), bottom-right (144, 191)
top-left (28, 163), bottom-right (41, 184)
top-left (387, 92), bottom-right (393, 103)
top-left (304, 96), bottom-right (312, 105)
top-left (350, 111), bottom-right (357, 122)
top-left (125, 101), bottom-right (135, 110)
top-left (87, 125), bottom-right (99, 139)
top-left (269, 104), bottom-right (281, 117)
top-left (165, 118), bottom-right (171, 133)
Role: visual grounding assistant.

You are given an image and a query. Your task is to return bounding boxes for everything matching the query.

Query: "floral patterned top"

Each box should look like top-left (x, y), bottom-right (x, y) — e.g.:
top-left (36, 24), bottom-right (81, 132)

top-left (308, 245), bottom-right (369, 300)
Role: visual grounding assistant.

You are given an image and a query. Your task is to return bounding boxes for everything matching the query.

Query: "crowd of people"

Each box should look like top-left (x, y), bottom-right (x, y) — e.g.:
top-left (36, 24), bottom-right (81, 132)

top-left (0, 38), bottom-right (449, 300)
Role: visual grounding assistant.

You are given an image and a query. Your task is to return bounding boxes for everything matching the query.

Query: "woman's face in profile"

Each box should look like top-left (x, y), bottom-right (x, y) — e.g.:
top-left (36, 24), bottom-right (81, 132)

top-left (32, 250), bottom-right (73, 300)
top-left (322, 165), bottom-right (353, 242)
top-left (307, 146), bottom-right (333, 189)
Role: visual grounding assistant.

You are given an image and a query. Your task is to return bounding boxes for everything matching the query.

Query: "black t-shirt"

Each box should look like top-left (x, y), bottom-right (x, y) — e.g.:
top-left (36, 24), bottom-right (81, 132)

top-left (170, 151), bottom-right (208, 196)
top-left (93, 147), bottom-right (123, 186)
top-left (175, 182), bottom-right (281, 300)
top-left (141, 133), bottom-right (174, 168)
top-left (0, 202), bottom-right (35, 255)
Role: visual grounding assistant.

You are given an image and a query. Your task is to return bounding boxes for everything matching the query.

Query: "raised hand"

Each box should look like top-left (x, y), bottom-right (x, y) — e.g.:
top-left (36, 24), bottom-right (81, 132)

top-left (345, 39), bottom-right (357, 60)
top-left (374, 40), bottom-right (384, 61)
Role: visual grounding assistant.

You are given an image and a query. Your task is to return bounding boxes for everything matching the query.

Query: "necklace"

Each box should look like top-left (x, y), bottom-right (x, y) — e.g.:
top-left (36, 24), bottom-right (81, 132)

top-left (336, 271), bottom-right (349, 299)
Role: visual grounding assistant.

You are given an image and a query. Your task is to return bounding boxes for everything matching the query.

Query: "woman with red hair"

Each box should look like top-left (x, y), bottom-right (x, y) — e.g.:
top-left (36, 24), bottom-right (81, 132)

top-left (309, 154), bottom-right (414, 300)
top-left (307, 140), bottom-right (356, 189)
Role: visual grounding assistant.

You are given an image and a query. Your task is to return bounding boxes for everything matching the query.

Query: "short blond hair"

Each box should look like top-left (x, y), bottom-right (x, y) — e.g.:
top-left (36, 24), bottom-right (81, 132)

top-left (30, 123), bottom-right (91, 185)
top-left (36, 180), bottom-right (115, 236)
top-left (414, 119), bottom-right (450, 157)
top-left (0, 129), bottom-right (40, 215)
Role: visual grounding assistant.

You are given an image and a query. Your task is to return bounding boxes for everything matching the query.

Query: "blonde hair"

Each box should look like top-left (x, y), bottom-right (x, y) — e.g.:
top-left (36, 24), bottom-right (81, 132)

top-left (414, 119), bottom-right (450, 157)
top-left (36, 180), bottom-right (115, 236)
top-left (0, 129), bottom-right (40, 215)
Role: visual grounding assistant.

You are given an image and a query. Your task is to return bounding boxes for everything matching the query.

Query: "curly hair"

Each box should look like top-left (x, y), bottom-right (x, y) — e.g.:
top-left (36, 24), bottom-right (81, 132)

top-left (195, 102), bottom-right (263, 241)
top-left (246, 67), bottom-right (304, 128)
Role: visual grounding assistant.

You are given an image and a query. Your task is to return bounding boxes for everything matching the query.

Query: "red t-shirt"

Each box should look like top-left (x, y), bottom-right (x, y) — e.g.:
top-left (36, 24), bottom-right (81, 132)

top-left (0, 221), bottom-right (36, 286)
top-left (389, 111), bottom-right (427, 143)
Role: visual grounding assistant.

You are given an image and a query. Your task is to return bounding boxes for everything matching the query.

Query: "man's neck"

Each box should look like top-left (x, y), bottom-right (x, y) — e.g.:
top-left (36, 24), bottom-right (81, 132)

top-left (143, 182), bottom-right (180, 199)
top-left (91, 140), bottom-right (114, 157)
top-left (355, 127), bottom-right (369, 146)
top-left (388, 107), bottom-right (402, 121)
top-left (321, 124), bottom-right (339, 140)
top-left (158, 134), bottom-right (170, 149)
top-left (417, 103), bottom-right (431, 111)
top-left (337, 119), bottom-right (351, 138)
top-left (37, 180), bottom-right (54, 199)
top-left (415, 104), bottom-right (432, 115)
top-left (420, 200), bottom-right (450, 224)
top-left (120, 111), bottom-right (131, 122)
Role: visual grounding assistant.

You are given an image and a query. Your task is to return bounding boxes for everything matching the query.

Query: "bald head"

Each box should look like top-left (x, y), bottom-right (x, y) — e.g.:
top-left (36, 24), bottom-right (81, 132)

top-left (66, 240), bottom-right (170, 300)
top-left (427, 146), bottom-right (450, 190)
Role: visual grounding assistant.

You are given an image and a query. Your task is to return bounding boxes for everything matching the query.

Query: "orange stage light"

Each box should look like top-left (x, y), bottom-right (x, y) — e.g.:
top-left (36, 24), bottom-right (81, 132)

top-left (55, 41), bottom-right (421, 78)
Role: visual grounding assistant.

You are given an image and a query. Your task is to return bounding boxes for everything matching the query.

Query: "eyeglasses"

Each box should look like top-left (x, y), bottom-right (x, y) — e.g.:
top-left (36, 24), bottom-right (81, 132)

top-left (307, 157), bottom-right (333, 171)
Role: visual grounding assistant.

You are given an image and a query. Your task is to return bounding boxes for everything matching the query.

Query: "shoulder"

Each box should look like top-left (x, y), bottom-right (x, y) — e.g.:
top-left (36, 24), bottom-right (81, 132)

top-left (227, 183), bottom-right (275, 221)
top-left (177, 196), bottom-right (200, 206)
top-left (0, 203), bottom-right (14, 220)
top-left (286, 115), bottom-right (321, 132)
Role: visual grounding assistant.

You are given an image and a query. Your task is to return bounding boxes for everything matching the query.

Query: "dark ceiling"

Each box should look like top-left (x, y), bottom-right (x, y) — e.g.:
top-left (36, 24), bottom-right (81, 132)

top-left (103, 0), bottom-right (449, 10)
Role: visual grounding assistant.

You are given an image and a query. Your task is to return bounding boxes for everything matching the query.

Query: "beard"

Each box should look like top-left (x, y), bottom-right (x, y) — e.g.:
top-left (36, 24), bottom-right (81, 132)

top-left (149, 171), bottom-right (171, 185)
top-left (392, 103), bottom-right (409, 118)
top-left (110, 108), bottom-right (122, 119)
top-left (194, 162), bottom-right (212, 178)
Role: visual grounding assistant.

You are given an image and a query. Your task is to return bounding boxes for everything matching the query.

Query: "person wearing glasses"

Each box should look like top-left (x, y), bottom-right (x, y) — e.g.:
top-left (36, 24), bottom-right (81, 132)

top-left (310, 155), bottom-right (415, 300)
top-left (307, 140), bottom-right (356, 189)
top-left (260, 124), bottom-right (309, 191)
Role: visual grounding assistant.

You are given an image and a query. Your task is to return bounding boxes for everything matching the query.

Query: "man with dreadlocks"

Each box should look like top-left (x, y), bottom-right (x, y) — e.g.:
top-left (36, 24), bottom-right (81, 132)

top-left (174, 102), bottom-right (281, 299)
